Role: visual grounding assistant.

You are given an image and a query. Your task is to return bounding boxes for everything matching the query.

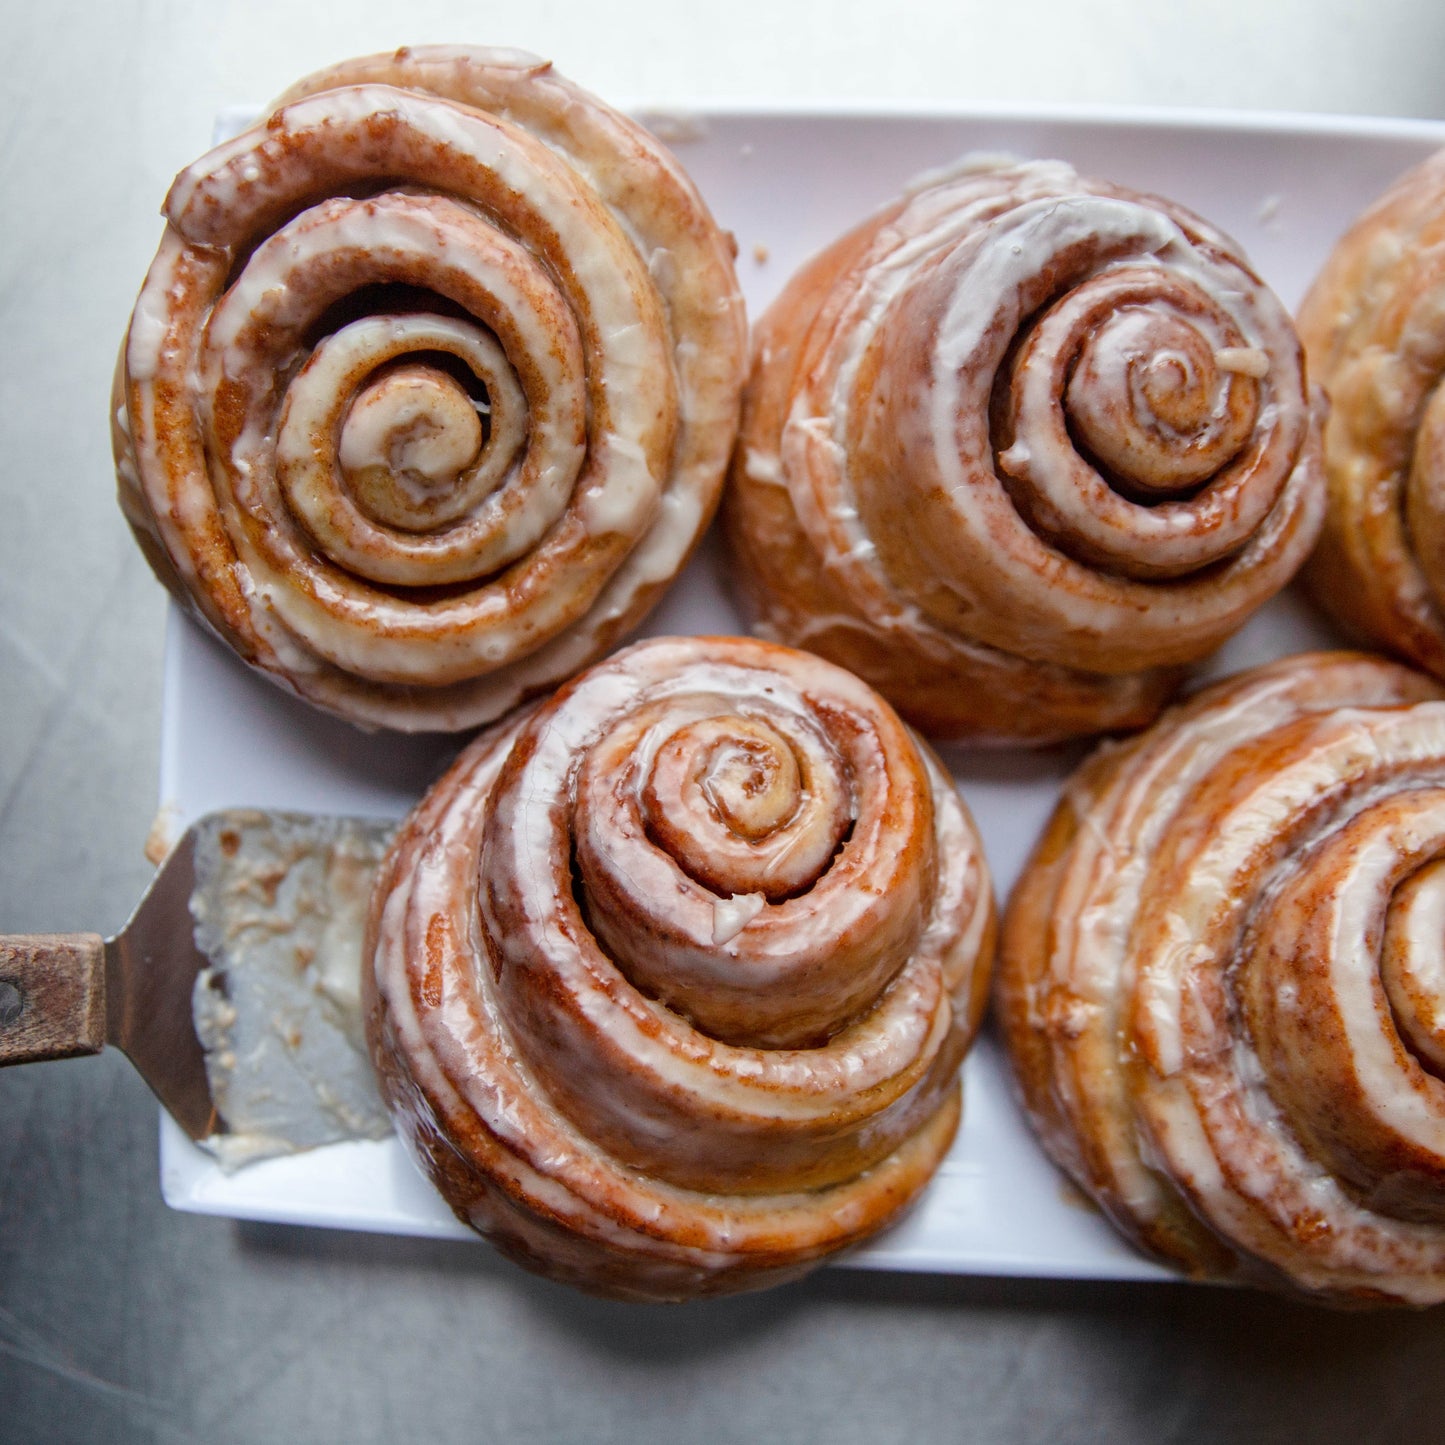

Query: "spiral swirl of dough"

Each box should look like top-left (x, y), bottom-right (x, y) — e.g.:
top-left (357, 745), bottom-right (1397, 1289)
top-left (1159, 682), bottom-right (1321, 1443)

top-left (114, 47), bottom-right (745, 730)
top-left (727, 159), bottom-right (1323, 743)
top-left (998, 651), bottom-right (1445, 1304)
top-left (1298, 149), bottom-right (1445, 679)
top-left (364, 636), bottom-right (994, 1300)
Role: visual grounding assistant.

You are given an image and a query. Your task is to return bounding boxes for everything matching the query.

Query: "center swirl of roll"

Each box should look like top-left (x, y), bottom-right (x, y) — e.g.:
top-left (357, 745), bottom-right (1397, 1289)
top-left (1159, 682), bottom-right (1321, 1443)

top-left (699, 726), bottom-right (800, 839)
top-left (475, 644), bottom-right (948, 1051)
top-left (337, 362), bottom-right (486, 526)
top-left (207, 187), bottom-right (595, 607)
top-left (986, 265), bottom-right (1284, 580)
top-left (639, 715), bottom-right (850, 903)
top-left (1065, 306), bottom-right (1259, 498)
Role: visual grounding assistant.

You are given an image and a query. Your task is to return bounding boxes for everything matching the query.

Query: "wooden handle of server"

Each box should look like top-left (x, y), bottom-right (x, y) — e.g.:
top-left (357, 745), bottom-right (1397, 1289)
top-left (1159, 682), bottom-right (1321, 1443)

top-left (0, 934), bottom-right (107, 1066)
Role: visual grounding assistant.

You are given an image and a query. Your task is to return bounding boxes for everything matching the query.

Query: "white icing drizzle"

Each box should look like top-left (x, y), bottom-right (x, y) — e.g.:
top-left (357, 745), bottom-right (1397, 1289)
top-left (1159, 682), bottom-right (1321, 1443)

top-left (1215, 346), bottom-right (1271, 378)
top-left (189, 810), bottom-right (396, 1169)
top-left (115, 50), bottom-right (746, 731)
top-left (711, 893), bottom-right (767, 946)
top-left (363, 637), bottom-right (994, 1295)
top-left (125, 274), bottom-right (174, 384)
top-left (1000, 653), bottom-right (1445, 1304)
top-left (734, 157), bottom-right (1321, 744)
top-left (743, 447), bottom-right (785, 487)
top-left (272, 309), bottom-right (544, 586)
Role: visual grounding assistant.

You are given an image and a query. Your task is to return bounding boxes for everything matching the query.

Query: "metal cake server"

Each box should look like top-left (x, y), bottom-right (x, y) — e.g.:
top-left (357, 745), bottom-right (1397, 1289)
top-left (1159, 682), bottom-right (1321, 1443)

top-left (0, 809), bottom-right (395, 1145)
top-left (0, 822), bottom-right (218, 1138)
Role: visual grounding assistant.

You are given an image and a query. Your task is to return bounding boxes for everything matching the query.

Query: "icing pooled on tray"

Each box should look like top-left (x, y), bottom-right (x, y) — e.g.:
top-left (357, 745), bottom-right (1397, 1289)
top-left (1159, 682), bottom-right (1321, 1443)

top-left (190, 810), bottom-right (395, 1169)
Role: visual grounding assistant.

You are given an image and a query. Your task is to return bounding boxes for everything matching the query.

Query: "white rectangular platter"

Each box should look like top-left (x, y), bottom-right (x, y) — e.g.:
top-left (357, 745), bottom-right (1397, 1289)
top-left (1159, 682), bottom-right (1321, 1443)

top-left (158, 103), bottom-right (1445, 1281)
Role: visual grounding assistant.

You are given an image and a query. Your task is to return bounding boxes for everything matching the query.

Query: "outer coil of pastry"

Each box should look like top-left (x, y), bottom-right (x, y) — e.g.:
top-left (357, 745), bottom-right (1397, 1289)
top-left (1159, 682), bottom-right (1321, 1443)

top-left (114, 46), bottom-right (746, 730)
top-left (1297, 149), bottom-right (1445, 678)
top-left (726, 158), bottom-right (1323, 744)
top-left (998, 651), bottom-right (1445, 1305)
top-left (364, 636), bottom-right (995, 1300)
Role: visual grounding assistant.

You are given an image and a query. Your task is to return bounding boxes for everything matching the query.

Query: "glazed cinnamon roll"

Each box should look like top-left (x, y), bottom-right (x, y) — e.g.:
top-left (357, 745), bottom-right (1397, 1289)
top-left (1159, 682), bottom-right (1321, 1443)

top-left (114, 47), bottom-right (745, 730)
top-left (365, 636), bottom-right (994, 1300)
top-left (727, 159), bottom-right (1323, 743)
top-left (998, 651), bottom-right (1445, 1304)
top-left (1297, 150), bottom-right (1445, 678)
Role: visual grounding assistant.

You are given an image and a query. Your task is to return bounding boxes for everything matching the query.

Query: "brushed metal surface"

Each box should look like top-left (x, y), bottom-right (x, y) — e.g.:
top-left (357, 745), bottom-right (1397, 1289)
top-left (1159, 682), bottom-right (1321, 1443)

top-left (5, 3), bottom-right (1445, 1443)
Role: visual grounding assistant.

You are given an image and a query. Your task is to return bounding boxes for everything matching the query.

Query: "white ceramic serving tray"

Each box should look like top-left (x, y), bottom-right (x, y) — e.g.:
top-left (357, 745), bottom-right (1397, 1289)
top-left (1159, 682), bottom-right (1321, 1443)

top-left (157, 103), bottom-right (1445, 1281)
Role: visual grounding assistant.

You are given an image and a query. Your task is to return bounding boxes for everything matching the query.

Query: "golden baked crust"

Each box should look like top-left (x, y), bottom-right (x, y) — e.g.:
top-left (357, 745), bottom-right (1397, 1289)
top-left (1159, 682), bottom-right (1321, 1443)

top-left (998, 650), bottom-right (1445, 1305)
top-left (114, 46), bottom-right (745, 731)
top-left (1297, 149), bottom-right (1445, 677)
top-left (364, 636), bottom-right (995, 1300)
top-left (726, 159), bottom-right (1323, 744)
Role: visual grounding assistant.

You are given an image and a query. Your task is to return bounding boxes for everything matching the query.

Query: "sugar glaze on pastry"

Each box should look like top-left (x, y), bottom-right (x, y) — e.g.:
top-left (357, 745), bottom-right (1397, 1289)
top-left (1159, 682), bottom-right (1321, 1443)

top-left (1297, 148), bottom-right (1445, 678)
top-left (364, 636), bottom-right (995, 1300)
top-left (727, 158), bottom-right (1324, 743)
top-left (114, 47), bottom-right (745, 730)
top-left (998, 651), bottom-right (1445, 1305)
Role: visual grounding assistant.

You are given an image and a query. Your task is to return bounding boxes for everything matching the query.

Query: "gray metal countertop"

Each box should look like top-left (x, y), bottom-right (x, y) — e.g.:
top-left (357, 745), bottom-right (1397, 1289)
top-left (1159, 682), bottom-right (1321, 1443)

top-left (4, 3), bottom-right (1445, 1440)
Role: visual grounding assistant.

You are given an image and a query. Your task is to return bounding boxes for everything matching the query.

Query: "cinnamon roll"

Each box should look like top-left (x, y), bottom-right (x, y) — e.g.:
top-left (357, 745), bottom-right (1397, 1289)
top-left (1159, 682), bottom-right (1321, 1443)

top-left (726, 158), bottom-right (1323, 743)
top-left (998, 651), bottom-right (1445, 1304)
top-left (114, 47), bottom-right (746, 730)
top-left (364, 636), bottom-right (995, 1300)
top-left (1297, 150), bottom-right (1445, 678)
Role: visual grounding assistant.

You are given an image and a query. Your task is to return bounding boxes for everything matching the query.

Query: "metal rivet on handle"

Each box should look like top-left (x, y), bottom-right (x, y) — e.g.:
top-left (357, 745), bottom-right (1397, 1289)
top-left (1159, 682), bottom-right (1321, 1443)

top-left (0, 979), bottom-right (23, 1028)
